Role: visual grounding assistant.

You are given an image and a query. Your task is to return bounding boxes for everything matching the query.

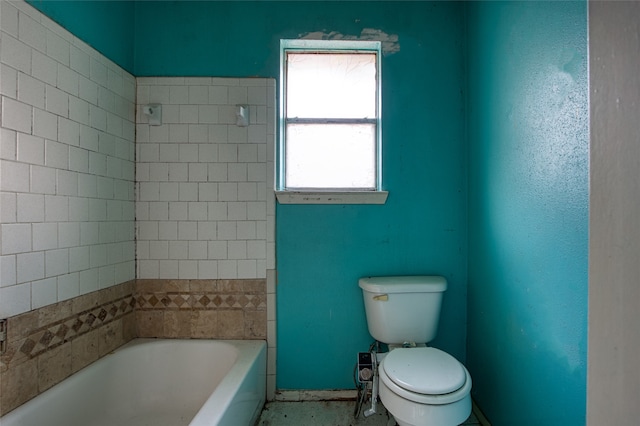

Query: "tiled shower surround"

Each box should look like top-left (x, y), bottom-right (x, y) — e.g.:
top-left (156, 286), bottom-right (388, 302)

top-left (135, 76), bottom-right (276, 281)
top-left (134, 76), bottom-right (277, 398)
top-left (0, 0), bottom-right (277, 416)
top-left (0, 0), bottom-right (136, 319)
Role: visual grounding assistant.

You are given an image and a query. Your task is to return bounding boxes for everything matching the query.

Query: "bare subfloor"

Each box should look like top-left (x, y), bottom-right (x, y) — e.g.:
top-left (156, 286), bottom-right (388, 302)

top-left (256, 400), bottom-right (481, 426)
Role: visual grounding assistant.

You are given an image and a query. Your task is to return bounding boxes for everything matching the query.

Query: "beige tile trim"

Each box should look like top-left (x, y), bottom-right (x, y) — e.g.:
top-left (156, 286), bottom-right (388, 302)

top-left (134, 279), bottom-right (267, 340)
top-left (2, 281), bottom-right (135, 367)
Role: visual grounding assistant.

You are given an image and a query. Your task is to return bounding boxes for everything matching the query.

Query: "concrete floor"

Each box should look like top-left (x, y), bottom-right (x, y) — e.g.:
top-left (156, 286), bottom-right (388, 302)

top-left (256, 400), bottom-right (481, 426)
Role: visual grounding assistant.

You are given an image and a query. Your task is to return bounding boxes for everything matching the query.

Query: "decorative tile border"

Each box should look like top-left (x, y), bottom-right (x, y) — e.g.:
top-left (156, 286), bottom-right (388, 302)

top-left (136, 290), bottom-right (266, 310)
top-left (13, 297), bottom-right (135, 361)
top-left (134, 279), bottom-right (267, 339)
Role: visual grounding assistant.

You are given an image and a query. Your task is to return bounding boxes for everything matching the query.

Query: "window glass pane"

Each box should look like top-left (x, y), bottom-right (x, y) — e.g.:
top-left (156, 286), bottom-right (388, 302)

top-left (285, 123), bottom-right (376, 189)
top-left (286, 53), bottom-right (376, 119)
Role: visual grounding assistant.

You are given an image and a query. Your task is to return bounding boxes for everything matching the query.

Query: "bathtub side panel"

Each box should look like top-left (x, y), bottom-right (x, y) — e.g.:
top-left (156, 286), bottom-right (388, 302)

top-left (191, 340), bottom-right (267, 426)
top-left (218, 342), bottom-right (267, 426)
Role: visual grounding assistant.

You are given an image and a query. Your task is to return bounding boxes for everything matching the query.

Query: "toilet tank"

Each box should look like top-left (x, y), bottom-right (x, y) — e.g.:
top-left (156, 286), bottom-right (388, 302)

top-left (359, 276), bottom-right (447, 345)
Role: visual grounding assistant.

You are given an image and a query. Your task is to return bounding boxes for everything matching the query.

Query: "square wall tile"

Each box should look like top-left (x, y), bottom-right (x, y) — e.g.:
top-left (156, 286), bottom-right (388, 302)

top-left (0, 282), bottom-right (31, 318)
top-left (0, 0), bottom-right (136, 319)
top-left (2, 223), bottom-right (32, 254)
top-left (1, 255), bottom-right (17, 287)
top-left (17, 251), bottom-right (45, 283)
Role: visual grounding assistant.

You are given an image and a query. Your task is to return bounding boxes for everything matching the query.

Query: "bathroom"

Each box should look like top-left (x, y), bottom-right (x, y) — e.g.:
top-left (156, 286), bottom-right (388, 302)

top-left (1, 0), bottom-right (637, 425)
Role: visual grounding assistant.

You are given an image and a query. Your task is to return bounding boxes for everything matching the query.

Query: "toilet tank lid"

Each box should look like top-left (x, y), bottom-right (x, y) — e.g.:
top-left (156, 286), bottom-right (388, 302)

top-left (358, 276), bottom-right (447, 293)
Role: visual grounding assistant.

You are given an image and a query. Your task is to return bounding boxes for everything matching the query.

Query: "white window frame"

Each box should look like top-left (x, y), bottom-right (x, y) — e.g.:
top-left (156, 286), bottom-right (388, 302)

top-left (276, 39), bottom-right (388, 205)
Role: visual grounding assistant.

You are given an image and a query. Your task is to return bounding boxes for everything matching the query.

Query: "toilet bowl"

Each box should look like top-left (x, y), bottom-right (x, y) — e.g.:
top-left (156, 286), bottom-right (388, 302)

top-left (359, 276), bottom-right (472, 426)
top-left (378, 347), bottom-right (472, 426)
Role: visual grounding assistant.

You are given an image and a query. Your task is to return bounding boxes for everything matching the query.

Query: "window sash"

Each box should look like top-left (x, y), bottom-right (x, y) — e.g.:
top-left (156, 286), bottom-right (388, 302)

top-left (284, 122), bottom-right (377, 190)
top-left (285, 51), bottom-right (377, 119)
top-left (286, 118), bottom-right (377, 125)
top-left (279, 39), bottom-right (382, 192)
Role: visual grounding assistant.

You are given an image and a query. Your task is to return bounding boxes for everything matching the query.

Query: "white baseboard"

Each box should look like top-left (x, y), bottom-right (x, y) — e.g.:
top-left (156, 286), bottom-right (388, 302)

top-left (274, 389), bottom-right (358, 402)
top-left (472, 400), bottom-right (492, 426)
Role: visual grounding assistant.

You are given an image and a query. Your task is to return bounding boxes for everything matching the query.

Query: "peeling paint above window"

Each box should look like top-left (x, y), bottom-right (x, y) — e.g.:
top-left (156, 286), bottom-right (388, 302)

top-left (298, 29), bottom-right (400, 55)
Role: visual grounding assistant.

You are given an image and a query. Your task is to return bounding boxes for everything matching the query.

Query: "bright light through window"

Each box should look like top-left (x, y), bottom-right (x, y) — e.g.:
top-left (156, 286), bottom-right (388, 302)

top-left (286, 123), bottom-right (376, 188)
top-left (279, 40), bottom-right (381, 191)
top-left (286, 53), bottom-right (377, 119)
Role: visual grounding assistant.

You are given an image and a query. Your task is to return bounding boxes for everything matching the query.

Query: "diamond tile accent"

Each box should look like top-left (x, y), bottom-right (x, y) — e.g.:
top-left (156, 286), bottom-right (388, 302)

top-left (5, 293), bottom-right (136, 361)
top-left (196, 295), bottom-right (211, 308)
top-left (85, 313), bottom-right (97, 328)
top-left (20, 339), bottom-right (36, 356)
top-left (39, 331), bottom-right (53, 347)
top-left (238, 295), bottom-right (249, 307)
top-left (98, 309), bottom-right (108, 322)
top-left (71, 319), bottom-right (83, 333)
top-left (55, 324), bottom-right (69, 340)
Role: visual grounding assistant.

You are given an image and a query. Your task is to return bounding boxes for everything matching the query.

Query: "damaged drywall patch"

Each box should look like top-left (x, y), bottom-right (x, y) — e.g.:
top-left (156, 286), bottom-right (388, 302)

top-left (299, 29), bottom-right (400, 55)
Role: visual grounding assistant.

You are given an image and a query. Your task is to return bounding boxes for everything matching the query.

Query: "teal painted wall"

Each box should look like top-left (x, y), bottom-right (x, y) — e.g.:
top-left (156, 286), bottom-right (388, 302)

top-left (270, 3), bottom-right (467, 389)
top-left (466, 2), bottom-right (588, 425)
top-left (132, 1), bottom-right (468, 390)
top-left (134, 1), bottom-right (277, 77)
top-left (26, 0), bottom-right (135, 73)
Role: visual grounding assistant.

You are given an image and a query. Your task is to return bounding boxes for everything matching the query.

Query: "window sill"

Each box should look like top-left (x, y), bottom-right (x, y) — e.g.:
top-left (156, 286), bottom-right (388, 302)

top-left (275, 190), bottom-right (389, 205)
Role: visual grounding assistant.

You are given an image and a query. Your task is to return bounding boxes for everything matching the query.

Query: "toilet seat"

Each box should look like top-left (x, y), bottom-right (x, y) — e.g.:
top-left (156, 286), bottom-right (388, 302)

top-left (379, 347), bottom-right (472, 405)
top-left (384, 347), bottom-right (466, 394)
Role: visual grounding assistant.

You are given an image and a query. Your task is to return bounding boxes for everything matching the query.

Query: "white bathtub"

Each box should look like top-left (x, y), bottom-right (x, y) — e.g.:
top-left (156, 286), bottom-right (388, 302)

top-left (1, 339), bottom-right (266, 426)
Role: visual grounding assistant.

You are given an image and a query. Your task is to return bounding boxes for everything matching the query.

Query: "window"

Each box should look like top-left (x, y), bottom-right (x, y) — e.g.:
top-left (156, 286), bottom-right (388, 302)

top-left (277, 40), bottom-right (388, 204)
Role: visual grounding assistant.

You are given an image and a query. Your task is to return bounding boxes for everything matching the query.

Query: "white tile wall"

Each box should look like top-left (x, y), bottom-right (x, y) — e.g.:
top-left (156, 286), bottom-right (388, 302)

top-left (1, 1), bottom-right (278, 402)
top-left (0, 0), bottom-right (136, 318)
top-left (135, 77), bottom-right (276, 280)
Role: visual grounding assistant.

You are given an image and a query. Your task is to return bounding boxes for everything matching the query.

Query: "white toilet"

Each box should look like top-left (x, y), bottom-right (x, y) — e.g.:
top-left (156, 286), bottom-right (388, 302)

top-left (359, 276), bottom-right (472, 426)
